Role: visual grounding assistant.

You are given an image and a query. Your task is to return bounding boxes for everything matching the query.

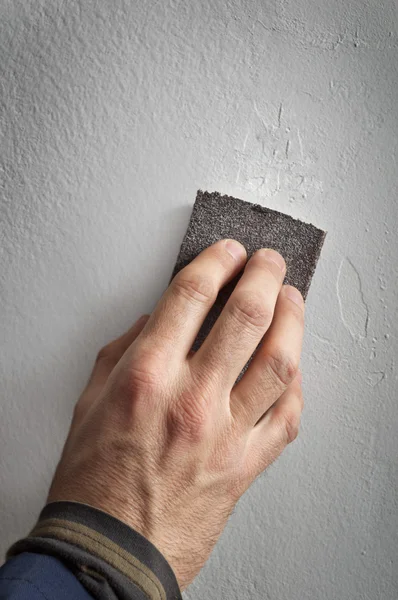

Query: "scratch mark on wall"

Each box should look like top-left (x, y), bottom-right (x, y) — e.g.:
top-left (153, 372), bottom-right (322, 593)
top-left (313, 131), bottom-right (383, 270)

top-left (235, 129), bottom-right (250, 184)
top-left (301, 90), bottom-right (323, 104)
top-left (307, 331), bottom-right (339, 352)
top-left (337, 257), bottom-right (370, 340)
top-left (332, 33), bottom-right (345, 50)
top-left (366, 371), bottom-right (386, 387)
top-left (241, 102), bottom-right (323, 200)
top-left (253, 100), bottom-right (267, 130)
top-left (278, 103), bottom-right (283, 128)
top-left (242, 131), bottom-right (249, 151)
top-left (297, 128), bottom-right (303, 160)
top-left (256, 18), bottom-right (272, 32)
top-left (308, 331), bottom-right (333, 345)
top-left (255, 18), bottom-right (398, 51)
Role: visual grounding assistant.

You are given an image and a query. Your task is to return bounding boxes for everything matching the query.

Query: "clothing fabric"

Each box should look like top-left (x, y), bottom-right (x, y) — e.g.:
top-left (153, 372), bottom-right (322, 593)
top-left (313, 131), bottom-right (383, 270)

top-left (0, 552), bottom-right (94, 600)
top-left (1, 501), bottom-right (182, 600)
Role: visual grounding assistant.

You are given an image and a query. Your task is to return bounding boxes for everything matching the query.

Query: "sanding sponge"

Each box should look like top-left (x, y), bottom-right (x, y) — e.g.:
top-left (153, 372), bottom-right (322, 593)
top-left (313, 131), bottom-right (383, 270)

top-left (170, 190), bottom-right (326, 372)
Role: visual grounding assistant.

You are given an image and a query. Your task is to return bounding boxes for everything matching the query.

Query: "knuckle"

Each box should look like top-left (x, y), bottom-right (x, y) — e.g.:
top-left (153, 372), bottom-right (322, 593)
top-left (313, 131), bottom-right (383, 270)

top-left (173, 271), bottom-right (216, 305)
top-left (230, 291), bottom-right (272, 331)
top-left (281, 407), bottom-right (301, 444)
top-left (166, 388), bottom-right (209, 441)
top-left (95, 344), bottom-right (114, 363)
top-left (129, 363), bottom-right (160, 389)
top-left (266, 348), bottom-right (299, 388)
top-left (120, 350), bottom-right (164, 396)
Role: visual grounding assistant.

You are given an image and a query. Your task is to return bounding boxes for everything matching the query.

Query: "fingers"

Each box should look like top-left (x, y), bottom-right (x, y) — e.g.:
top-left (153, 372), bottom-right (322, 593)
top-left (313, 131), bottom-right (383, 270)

top-left (190, 248), bottom-right (286, 390)
top-left (243, 373), bottom-right (304, 480)
top-left (138, 239), bottom-right (247, 360)
top-left (230, 285), bottom-right (304, 429)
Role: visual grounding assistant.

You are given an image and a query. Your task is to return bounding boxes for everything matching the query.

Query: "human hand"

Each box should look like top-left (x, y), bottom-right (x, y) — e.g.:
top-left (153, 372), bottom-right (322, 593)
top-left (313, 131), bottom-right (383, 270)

top-left (47, 239), bottom-right (304, 591)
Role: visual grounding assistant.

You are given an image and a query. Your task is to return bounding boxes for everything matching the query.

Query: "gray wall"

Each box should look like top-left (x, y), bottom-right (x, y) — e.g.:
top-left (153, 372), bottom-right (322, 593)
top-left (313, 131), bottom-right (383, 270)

top-left (1, 1), bottom-right (397, 598)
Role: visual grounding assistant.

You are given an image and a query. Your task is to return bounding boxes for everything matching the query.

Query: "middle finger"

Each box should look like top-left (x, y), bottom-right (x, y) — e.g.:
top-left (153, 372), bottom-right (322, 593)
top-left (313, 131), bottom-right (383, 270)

top-left (190, 248), bottom-right (286, 390)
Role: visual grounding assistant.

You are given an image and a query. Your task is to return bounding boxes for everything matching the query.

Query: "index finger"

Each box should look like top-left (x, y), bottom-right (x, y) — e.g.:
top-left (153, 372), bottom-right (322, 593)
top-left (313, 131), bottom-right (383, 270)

top-left (138, 239), bottom-right (247, 360)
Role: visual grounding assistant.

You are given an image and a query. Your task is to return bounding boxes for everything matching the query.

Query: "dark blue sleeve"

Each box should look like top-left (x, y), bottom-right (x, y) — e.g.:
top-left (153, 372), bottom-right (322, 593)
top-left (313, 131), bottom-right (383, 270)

top-left (0, 552), bottom-right (94, 600)
top-left (4, 501), bottom-right (182, 600)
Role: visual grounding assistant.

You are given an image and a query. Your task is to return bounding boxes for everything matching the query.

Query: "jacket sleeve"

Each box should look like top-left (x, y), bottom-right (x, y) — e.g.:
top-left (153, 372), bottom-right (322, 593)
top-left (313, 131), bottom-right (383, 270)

top-left (0, 551), bottom-right (95, 600)
top-left (1, 500), bottom-right (182, 600)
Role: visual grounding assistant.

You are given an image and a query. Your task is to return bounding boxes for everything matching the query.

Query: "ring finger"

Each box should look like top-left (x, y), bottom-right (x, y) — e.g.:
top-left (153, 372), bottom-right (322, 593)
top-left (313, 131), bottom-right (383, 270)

top-left (230, 284), bottom-right (305, 430)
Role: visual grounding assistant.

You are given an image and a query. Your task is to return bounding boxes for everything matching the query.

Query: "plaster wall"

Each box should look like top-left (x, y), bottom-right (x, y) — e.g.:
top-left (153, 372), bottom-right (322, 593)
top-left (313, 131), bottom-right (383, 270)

top-left (1, 1), bottom-right (397, 598)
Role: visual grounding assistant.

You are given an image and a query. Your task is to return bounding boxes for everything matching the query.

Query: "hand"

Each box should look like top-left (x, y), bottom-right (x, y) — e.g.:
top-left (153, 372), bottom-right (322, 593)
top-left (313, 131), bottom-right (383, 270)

top-left (47, 239), bottom-right (305, 591)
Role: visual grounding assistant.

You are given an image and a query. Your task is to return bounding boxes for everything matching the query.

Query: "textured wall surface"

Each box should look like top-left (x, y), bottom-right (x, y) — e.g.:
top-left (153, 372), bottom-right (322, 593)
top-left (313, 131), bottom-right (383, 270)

top-left (1, 1), bottom-right (397, 598)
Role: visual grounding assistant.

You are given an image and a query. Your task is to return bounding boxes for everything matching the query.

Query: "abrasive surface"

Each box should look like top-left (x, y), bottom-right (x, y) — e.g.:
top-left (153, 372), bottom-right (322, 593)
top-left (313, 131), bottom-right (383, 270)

top-left (170, 190), bottom-right (326, 379)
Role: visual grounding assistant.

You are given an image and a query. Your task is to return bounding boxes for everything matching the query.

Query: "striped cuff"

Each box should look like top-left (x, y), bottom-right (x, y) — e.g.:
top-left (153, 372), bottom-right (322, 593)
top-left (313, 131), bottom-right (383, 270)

top-left (5, 501), bottom-right (182, 600)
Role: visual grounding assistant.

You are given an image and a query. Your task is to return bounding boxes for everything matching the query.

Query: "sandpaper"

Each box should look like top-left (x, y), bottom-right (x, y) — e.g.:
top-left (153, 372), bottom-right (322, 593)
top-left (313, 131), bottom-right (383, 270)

top-left (170, 190), bottom-right (326, 378)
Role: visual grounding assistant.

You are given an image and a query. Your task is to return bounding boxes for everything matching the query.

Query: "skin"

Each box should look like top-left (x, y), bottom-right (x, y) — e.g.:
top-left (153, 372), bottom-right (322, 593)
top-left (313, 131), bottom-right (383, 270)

top-left (47, 239), bottom-right (305, 591)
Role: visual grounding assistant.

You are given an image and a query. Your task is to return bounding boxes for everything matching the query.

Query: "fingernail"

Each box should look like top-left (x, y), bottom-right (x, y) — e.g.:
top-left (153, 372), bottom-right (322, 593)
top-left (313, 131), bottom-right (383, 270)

top-left (284, 285), bottom-right (304, 308)
top-left (259, 248), bottom-right (286, 272)
top-left (225, 239), bottom-right (246, 261)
